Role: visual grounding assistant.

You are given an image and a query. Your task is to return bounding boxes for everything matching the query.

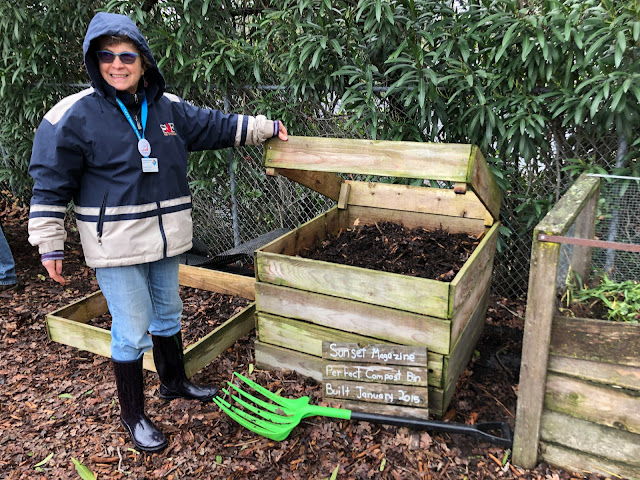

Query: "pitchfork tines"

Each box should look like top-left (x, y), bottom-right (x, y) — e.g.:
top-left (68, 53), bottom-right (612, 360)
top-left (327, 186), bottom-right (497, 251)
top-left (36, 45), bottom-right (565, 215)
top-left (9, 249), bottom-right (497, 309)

top-left (213, 372), bottom-right (350, 441)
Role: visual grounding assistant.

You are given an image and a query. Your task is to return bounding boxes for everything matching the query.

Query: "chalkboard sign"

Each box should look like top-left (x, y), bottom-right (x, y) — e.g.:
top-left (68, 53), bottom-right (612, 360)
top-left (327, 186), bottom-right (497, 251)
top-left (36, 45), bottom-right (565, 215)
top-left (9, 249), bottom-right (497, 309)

top-left (322, 342), bottom-right (429, 412)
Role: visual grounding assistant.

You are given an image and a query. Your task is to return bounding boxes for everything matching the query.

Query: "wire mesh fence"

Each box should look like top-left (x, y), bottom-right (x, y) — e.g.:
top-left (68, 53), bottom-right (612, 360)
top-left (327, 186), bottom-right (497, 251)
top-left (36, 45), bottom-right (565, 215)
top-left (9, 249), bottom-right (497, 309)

top-left (2, 83), bottom-right (633, 299)
top-left (590, 175), bottom-right (640, 282)
top-left (555, 174), bottom-right (640, 320)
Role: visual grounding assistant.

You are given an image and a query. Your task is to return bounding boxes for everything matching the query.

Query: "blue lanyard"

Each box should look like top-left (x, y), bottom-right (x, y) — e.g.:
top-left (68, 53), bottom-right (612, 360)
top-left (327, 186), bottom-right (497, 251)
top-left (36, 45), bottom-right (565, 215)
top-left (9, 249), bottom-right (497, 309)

top-left (116, 97), bottom-right (147, 142)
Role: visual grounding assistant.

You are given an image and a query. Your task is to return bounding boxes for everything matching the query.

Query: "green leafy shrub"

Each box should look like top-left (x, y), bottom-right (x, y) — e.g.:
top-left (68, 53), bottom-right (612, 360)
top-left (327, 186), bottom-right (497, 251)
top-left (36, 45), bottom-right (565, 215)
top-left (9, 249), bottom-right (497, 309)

top-left (570, 275), bottom-right (640, 323)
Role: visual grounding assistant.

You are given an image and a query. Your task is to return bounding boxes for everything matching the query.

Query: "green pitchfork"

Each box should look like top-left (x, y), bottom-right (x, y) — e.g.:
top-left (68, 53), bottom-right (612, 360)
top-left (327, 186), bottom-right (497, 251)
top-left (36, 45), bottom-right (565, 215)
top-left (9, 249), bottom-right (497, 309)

top-left (213, 373), bottom-right (512, 448)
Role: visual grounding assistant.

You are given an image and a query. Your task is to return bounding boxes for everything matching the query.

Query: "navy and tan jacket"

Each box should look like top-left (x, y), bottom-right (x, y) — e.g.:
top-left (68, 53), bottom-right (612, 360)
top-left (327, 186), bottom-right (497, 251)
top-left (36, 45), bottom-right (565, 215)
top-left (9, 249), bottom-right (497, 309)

top-left (29, 12), bottom-right (275, 268)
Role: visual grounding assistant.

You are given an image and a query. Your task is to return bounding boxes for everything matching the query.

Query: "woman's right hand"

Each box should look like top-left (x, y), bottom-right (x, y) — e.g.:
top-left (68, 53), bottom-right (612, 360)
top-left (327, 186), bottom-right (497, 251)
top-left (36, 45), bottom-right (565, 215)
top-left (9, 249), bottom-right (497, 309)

top-left (42, 259), bottom-right (67, 285)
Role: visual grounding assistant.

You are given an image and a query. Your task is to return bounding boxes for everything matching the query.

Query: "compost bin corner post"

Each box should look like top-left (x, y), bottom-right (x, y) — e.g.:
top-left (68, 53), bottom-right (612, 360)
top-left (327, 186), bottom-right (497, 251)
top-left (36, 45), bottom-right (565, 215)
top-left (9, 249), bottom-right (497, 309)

top-left (512, 235), bottom-right (560, 468)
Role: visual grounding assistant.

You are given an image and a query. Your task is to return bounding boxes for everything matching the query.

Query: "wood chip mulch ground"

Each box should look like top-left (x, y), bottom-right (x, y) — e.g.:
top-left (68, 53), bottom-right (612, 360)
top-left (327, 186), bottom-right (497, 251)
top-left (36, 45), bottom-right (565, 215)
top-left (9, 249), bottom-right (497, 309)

top-left (0, 199), bottom-right (602, 479)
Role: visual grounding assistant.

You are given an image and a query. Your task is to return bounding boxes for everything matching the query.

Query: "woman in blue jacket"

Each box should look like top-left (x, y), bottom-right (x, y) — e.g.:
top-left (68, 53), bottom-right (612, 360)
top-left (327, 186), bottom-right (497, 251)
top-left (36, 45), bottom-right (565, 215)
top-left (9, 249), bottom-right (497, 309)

top-left (28, 12), bottom-right (287, 452)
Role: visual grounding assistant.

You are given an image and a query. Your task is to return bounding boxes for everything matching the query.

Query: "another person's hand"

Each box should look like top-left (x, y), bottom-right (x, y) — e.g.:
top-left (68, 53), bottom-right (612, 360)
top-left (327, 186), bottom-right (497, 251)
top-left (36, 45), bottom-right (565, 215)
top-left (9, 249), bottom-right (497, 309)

top-left (278, 122), bottom-right (288, 141)
top-left (42, 259), bottom-right (66, 285)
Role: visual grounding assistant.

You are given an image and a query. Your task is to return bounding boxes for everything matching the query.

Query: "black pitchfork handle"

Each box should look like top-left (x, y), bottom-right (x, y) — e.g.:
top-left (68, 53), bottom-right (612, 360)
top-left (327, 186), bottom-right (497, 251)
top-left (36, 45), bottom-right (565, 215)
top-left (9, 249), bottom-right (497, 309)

top-left (349, 412), bottom-right (513, 448)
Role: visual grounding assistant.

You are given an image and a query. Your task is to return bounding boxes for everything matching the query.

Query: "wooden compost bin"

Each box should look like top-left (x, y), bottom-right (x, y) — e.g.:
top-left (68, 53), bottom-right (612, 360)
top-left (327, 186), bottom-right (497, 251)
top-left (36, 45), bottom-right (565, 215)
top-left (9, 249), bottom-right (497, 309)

top-left (45, 265), bottom-right (255, 377)
top-left (513, 174), bottom-right (640, 478)
top-left (253, 136), bottom-right (502, 418)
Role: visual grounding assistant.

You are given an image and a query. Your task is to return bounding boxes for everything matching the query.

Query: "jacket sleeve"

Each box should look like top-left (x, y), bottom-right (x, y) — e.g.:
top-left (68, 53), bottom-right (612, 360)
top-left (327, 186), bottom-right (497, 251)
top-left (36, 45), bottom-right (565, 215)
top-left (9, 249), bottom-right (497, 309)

top-left (28, 114), bottom-right (85, 255)
top-left (178, 99), bottom-right (276, 151)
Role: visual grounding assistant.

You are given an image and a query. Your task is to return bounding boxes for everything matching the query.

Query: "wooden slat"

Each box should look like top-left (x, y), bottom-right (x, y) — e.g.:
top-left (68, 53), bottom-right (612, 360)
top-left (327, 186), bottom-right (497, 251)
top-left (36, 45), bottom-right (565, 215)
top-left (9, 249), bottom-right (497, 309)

top-left (46, 315), bottom-right (114, 358)
top-left (256, 251), bottom-right (450, 318)
top-left (47, 314), bottom-right (155, 372)
top-left (512, 236), bottom-right (561, 468)
top-left (271, 167), bottom-right (344, 201)
top-left (254, 340), bottom-right (447, 417)
top-left (540, 410), bottom-right (640, 469)
top-left (178, 265), bottom-right (255, 300)
top-left (47, 290), bottom-right (108, 324)
top-left (541, 442), bottom-right (640, 480)
top-left (443, 287), bottom-right (490, 392)
top-left (183, 304), bottom-right (255, 378)
top-left (258, 206), bottom-right (347, 256)
top-left (547, 354), bottom-right (640, 391)
top-left (450, 259), bottom-right (494, 345)
top-left (257, 312), bottom-right (387, 356)
top-left (255, 282), bottom-right (451, 354)
top-left (344, 181), bottom-right (488, 220)
top-left (467, 146), bottom-right (502, 221)
top-left (264, 136), bottom-right (472, 182)
top-left (550, 316), bottom-right (640, 368)
top-left (256, 312), bottom-right (444, 388)
top-left (255, 339), bottom-right (324, 381)
top-left (535, 174), bottom-right (600, 236)
top-left (450, 222), bottom-right (499, 313)
top-left (347, 205), bottom-right (486, 236)
top-left (544, 373), bottom-right (640, 435)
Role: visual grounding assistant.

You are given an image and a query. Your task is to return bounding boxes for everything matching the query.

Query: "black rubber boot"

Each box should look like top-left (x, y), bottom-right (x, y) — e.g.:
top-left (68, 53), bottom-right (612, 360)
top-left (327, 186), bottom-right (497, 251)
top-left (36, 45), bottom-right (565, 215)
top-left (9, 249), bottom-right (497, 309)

top-left (152, 332), bottom-right (219, 401)
top-left (112, 358), bottom-right (167, 452)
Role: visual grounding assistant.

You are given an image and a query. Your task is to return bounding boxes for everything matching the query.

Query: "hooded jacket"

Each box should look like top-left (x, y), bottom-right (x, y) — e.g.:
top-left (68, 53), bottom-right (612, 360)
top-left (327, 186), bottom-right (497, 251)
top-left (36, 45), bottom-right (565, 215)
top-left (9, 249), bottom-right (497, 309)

top-left (28, 12), bottom-right (276, 268)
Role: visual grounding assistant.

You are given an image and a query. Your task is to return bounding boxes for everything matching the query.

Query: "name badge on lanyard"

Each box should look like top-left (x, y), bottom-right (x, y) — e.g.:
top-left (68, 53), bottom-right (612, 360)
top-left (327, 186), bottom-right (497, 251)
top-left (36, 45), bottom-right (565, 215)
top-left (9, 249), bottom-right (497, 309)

top-left (142, 157), bottom-right (159, 172)
top-left (116, 97), bottom-right (158, 173)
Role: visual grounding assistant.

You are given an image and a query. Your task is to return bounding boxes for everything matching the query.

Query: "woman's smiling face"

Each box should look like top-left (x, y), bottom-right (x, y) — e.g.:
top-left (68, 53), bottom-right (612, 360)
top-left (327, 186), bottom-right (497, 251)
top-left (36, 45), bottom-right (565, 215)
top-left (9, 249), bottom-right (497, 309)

top-left (97, 39), bottom-right (145, 94)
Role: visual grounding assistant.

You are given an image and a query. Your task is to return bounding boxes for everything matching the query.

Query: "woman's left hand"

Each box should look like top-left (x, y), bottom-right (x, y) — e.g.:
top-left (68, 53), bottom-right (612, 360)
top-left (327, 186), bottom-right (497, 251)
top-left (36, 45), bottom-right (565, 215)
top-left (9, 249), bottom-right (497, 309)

top-left (278, 122), bottom-right (288, 141)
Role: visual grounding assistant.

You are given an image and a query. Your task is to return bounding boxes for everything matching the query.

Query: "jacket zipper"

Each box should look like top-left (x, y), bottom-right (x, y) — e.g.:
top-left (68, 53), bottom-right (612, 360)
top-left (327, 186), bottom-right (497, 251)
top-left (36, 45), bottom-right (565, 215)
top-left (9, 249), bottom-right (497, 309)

top-left (97, 191), bottom-right (108, 245)
top-left (156, 201), bottom-right (168, 258)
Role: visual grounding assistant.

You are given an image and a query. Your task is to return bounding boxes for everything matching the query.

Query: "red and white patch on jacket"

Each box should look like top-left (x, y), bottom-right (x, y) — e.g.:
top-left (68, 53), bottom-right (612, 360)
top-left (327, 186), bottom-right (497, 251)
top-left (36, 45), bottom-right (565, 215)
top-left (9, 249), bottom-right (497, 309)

top-left (160, 123), bottom-right (177, 136)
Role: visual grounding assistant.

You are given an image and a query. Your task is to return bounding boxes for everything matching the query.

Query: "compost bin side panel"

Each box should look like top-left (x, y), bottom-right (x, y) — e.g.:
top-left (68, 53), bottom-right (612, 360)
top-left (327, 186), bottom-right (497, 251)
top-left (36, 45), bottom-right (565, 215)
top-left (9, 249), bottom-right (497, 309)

top-left (254, 340), bottom-right (448, 417)
top-left (450, 222), bottom-right (499, 313)
top-left (544, 373), bottom-right (640, 435)
top-left (255, 281), bottom-right (451, 354)
top-left (346, 205), bottom-right (487, 236)
top-left (258, 206), bottom-right (347, 256)
top-left (256, 251), bottom-right (451, 318)
top-left (442, 287), bottom-right (490, 398)
top-left (549, 316), bottom-right (640, 368)
top-left (547, 355), bottom-right (640, 391)
top-left (344, 181), bottom-right (489, 221)
top-left (255, 312), bottom-right (445, 388)
top-left (450, 259), bottom-right (494, 346)
top-left (540, 409), bottom-right (640, 478)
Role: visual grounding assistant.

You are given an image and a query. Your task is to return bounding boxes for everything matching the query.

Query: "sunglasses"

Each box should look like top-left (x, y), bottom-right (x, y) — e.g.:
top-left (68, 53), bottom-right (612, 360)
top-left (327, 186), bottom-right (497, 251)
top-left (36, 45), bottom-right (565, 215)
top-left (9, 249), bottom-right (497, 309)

top-left (96, 50), bottom-right (139, 65)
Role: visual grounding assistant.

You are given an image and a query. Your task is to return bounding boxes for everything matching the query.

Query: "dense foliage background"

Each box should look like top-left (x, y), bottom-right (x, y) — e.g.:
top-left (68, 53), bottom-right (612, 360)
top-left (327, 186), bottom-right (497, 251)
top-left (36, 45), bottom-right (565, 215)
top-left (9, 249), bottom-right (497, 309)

top-left (1, 0), bottom-right (639, 296)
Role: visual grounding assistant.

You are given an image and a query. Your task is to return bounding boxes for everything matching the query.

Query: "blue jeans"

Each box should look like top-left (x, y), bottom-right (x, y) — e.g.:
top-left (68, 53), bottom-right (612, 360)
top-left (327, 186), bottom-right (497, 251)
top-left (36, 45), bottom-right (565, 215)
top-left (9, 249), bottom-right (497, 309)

top-left (96, 256), bottom-right (183, 362)
top-left (0, 221), bottom-right (17, 286)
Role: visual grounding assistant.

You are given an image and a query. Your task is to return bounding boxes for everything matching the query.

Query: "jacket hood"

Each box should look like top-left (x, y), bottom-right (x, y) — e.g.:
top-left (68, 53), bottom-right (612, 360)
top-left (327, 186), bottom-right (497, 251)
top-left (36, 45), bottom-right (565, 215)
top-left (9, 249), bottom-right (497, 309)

top-left (83, 12), bottom-right (165, 101)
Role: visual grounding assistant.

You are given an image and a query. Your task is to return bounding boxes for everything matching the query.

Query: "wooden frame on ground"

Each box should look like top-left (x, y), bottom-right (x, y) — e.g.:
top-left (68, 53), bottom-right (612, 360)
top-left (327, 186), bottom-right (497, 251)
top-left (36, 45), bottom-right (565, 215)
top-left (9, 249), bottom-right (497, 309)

top-left (45, 265), bottom-right (255, 378)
